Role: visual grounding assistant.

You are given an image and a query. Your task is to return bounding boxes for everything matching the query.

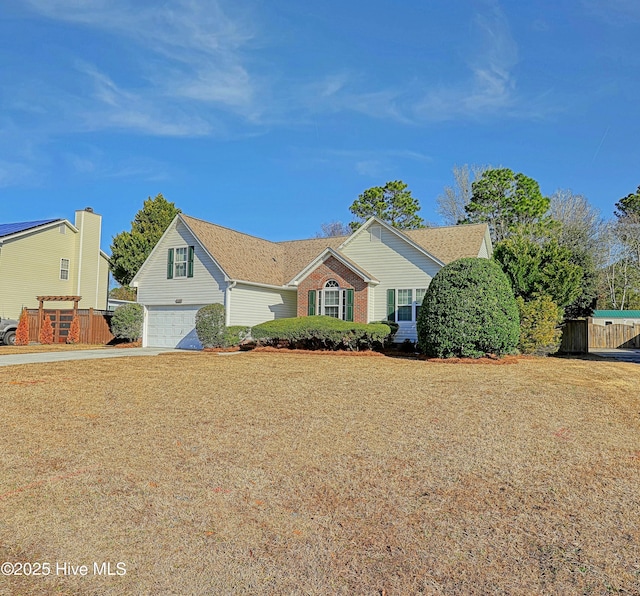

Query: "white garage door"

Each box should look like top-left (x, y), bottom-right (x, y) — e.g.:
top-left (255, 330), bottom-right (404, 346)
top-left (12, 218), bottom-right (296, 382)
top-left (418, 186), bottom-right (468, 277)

top-left (146, 305), bottom-right (204, 349)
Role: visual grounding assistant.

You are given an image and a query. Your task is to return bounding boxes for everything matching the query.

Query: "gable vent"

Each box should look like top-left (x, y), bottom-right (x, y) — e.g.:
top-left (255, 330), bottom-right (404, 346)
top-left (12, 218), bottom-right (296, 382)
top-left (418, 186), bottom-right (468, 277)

top-left (370, 225), bottom-right (382, 243)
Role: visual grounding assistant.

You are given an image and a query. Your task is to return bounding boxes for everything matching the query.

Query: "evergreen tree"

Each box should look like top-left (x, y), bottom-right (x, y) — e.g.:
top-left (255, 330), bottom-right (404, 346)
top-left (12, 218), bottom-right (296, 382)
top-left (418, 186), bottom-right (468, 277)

top-left (349, 180), bottom-right (424, 231)
top-left (464, 168), bottom-right (550, 243)
top-left (110, 194), bottom-right (181, 286)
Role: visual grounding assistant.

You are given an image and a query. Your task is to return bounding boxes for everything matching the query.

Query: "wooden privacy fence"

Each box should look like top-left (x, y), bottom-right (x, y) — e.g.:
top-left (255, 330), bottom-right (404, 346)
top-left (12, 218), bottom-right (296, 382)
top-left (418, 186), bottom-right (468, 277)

top-left (560, 320), bottom-right (589, 353)
top-left (27, 308), bottom-right (114, 345)
top-left (560, 320), bottom-right (640, 353)
top-left (589, 323), bottom-right (640, 349)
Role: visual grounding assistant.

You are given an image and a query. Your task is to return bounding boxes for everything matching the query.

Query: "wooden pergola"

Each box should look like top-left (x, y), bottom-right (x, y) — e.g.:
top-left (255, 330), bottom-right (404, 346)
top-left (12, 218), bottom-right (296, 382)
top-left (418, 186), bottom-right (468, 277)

top-left (26, 296), bottom-right (113, 345)
top-left (36, 295), bottom-right (82, 322)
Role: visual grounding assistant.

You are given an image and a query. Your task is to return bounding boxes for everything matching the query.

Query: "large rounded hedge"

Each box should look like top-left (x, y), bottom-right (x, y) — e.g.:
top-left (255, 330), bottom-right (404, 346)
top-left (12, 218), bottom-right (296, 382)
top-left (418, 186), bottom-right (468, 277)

top-left (417, 258), bottom-right (519, 358)
top-left (111, 303), bottom-right (143, 341)
top-left (195, 303), bottom-right (226, 348)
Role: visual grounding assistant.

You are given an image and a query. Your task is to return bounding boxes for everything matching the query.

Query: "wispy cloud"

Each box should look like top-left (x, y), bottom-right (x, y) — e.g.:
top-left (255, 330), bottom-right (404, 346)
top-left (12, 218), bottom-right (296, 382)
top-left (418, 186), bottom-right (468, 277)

top-left (288, 148), bottom-right (432, 179)
top-left (0, 160), bottom-right (39, 188)
top-left (22, 0), bottom-right (257, 135)
top-left (8, 0), bottom-right (559, 162)
top-left (75, 63), bottom-right (216, 136)
top-left (412, 2), bottom-right (518, 121)
top-left (305, 1), bottom-right (555, 124)
top-left (64, 148), bottom-right (172, 182)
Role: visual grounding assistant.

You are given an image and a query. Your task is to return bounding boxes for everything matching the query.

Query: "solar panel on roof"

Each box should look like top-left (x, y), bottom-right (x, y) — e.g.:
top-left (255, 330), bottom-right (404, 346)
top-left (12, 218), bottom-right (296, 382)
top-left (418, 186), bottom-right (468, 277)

top-left (0, 219), bottom-right (60, 238)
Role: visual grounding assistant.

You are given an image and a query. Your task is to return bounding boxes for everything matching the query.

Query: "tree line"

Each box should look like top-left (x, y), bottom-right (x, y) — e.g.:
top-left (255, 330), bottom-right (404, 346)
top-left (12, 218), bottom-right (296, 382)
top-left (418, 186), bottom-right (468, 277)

top-left (109, 171), bottom-right (640, 320)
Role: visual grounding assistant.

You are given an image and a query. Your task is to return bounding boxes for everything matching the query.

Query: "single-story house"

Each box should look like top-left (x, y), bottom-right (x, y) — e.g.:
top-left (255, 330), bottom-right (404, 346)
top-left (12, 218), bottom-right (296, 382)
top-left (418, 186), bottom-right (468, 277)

top-left (131, 214), bottom-right (492, 348)
top-left (591, 310), bottom-right (640, 326)
top-left (0, 208), bottom-right (110, 320)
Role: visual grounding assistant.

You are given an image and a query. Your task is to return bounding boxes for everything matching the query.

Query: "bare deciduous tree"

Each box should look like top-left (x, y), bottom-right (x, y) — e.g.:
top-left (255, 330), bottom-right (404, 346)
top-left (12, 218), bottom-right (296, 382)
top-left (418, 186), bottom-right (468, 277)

top-left (549, 189), bottom-right (604, 265)
top-left (598, 221), bottom-right (640, 310)
top-left (436, 164), bottom-right (489, 225)
top-left (315, 220), bottom-right (351, 238)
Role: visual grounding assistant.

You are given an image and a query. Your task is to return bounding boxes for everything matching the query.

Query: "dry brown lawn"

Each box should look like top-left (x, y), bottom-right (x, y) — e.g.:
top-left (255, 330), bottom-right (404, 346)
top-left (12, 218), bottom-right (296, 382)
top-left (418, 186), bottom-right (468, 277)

top-left (0, 352), bottom-right (639, 595)
top-left (0, 344), bottom-right (109, 356)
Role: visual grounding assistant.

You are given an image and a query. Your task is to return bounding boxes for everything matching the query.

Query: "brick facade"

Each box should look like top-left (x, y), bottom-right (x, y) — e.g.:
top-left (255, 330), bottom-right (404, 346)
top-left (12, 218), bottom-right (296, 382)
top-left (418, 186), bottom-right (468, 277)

top-left (297, 255), bottom-right (368, 322)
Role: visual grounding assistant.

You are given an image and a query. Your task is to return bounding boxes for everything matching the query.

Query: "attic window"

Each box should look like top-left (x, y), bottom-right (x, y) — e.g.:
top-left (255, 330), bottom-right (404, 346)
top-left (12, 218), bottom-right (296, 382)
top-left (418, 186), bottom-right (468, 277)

top-left (370, 226), bottom-right (382, 243)
top-left (167, 246), bottom-right (195, 279)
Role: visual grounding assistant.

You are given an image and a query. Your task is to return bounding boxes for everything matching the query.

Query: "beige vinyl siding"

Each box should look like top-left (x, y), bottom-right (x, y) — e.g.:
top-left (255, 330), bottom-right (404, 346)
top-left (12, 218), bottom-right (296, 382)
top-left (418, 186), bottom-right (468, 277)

top-left (0, 225), bottom-right (78, 319)
top-left (97, 253), bottom-right (110, 310)
top-left (342, 224), bottom-right (441, 321)
top-left (74, 210), bottom-right (104, 309)
top-left (229, 283), bottom-right (296, 327)
top-left (136, 219), bottom-right (227, 306)
top-left (477, 237), bottom-right (490, 259)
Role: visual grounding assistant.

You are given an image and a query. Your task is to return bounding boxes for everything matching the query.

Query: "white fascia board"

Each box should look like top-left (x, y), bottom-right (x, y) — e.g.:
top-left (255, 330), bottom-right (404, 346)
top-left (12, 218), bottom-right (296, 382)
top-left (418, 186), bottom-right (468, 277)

top-left (483, 225), bottom-right (493, 258)
top-left (130, 213), bottom-right (232, 286)
top-left (233, 279), bottom-right (296, 291)
top-left (287, 247), bottom-right (378, 286)
top-left (339, 216), bottom-right (446, 268)
top-left (0, 219), bottom-right (75, 244)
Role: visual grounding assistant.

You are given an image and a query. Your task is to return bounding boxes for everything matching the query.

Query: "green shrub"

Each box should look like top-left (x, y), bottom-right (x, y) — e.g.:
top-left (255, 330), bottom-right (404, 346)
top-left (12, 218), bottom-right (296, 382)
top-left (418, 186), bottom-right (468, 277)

top-left (111, 303), bottom-right (143, 341)
top-left (372, 319), bottom-right (399, 341)
top-left (252, 316), bottom-right (392, 351)
top-left (417, 258), bottom-right (520, 358)
top-left (195, 304), bottom-right (226, 348)
top-left (516, 295), bottom-right (563, 356)
top-left (223, 325), bottom-right (251, 348)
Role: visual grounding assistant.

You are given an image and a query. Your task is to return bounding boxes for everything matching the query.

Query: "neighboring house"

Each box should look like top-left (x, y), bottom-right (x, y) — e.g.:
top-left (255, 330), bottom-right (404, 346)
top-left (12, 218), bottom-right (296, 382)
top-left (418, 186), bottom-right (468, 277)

top-left (591, 310), bottom-right (640, 326)
top-left (0, 208), bottom-right (110, 319)
top-left (132, 214), bottom-right (492, 349)
top-left (107, 298), bottom-right (137, 311)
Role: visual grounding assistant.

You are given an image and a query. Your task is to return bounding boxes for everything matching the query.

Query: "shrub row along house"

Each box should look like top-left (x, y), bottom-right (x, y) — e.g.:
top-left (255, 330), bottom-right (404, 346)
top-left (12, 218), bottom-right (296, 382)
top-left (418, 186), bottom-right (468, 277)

top-left (131, 214), bottom-right (492, 348)
top-left (0, 208), bottom-right (110, 320)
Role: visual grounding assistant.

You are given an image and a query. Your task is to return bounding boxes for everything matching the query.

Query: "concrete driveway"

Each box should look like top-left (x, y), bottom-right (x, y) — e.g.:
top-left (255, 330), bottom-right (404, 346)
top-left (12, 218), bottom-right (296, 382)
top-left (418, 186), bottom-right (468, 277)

top-left (0, 347), bottom-right (184, 367)
top-left (589, 348), bottom-right (640, 363)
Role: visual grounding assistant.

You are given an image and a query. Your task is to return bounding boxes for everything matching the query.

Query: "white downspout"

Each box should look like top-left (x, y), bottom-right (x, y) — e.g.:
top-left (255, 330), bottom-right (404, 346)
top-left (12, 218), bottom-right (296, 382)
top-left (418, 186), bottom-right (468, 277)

top-left (225, 281), bottom-right (236, 326)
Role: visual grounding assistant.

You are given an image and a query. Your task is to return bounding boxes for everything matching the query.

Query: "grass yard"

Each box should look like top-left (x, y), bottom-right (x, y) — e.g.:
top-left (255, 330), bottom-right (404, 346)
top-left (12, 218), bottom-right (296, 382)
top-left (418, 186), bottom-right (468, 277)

top-left (0, 352), bottom-right (639, 595)
top-left (0, 344), bottom-right (112, 356)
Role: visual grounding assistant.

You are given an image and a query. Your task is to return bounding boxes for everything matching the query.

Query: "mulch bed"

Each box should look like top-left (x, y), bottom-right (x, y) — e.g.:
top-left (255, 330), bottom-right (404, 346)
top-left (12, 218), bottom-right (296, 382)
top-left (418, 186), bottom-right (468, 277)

top-left (112, 340), bottom-right (142, 348)
top-left (250, 346), bottom-right (385, 357)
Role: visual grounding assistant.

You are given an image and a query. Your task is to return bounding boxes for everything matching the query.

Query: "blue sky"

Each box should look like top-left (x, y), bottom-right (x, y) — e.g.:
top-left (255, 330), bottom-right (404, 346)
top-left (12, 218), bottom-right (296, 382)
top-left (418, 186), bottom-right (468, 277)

top-left (2, 0), bottom-right (639, 251)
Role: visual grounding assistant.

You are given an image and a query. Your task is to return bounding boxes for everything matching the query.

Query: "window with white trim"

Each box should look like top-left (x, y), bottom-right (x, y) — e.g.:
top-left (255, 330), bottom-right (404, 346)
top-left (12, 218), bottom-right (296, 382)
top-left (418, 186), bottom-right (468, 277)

top-left (308, 280), bottom-right (354, 321)
top-left (166, 246), bottom-right (195, 279)
top-left (60, 258), bottom-right (70, 280)
top-left (387, 288), bottom-right (427, 322)
top-left (174, 247), bottom-right (188, 277)
top-left (397, 289), bottom-right (413, 321)
top-left (322, 280), bottom-right (341, 318)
